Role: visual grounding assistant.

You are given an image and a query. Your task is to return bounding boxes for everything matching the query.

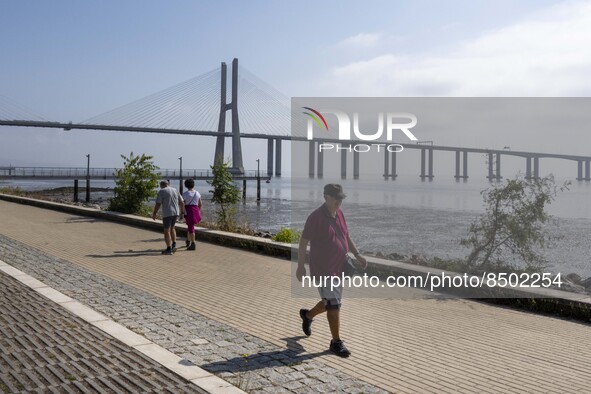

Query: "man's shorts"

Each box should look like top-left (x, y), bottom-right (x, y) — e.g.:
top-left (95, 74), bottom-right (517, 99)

top-left (318, 285), bottom-right (342, 310)
top-left (162, 215), bottom-right (177, 229)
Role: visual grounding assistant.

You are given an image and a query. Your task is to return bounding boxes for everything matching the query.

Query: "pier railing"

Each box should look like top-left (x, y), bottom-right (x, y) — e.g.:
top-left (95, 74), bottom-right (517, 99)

top-left (0, 167), bottom-right (270, 180)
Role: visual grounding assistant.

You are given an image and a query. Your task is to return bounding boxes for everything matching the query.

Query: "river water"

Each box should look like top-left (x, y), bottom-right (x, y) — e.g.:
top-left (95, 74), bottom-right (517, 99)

top-left (2, 175), bottom-right (590, 277)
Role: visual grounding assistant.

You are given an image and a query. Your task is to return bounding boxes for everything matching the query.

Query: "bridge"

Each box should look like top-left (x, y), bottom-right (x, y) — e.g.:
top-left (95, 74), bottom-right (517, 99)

top-left (1, 58), bottom-right (590, 182)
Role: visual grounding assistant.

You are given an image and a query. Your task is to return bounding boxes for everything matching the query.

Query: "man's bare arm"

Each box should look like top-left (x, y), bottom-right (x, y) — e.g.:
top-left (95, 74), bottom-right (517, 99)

top-left (298, 237), bottom-right (310, 267)
top-left (347, 233), bottom-right (368, 269)
top-left (152, 203), bottom-right (161, 220)
top-left (296, 237), bottom-right (310, 281)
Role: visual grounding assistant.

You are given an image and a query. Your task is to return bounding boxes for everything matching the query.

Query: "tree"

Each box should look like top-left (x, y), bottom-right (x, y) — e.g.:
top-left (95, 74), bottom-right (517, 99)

top-left (209, 159), bottom-right (241, 231)
top-left (461, 175), bottom-right (569, 272)
top-left (108, 153), bottom-right (159, 215)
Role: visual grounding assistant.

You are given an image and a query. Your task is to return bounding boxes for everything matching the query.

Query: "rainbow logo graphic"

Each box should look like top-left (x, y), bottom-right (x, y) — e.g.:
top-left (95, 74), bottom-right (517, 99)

top-left (302, 107), bottom-right (329, 131)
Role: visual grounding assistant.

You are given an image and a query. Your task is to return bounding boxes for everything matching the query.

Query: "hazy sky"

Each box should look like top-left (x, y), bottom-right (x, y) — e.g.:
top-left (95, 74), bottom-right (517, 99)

top-left (1, 0), bottom-right (590, 173)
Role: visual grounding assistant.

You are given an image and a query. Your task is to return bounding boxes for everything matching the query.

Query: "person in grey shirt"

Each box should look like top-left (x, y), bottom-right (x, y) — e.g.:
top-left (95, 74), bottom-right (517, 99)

top-left (152, 180), bottom-right (185, 255)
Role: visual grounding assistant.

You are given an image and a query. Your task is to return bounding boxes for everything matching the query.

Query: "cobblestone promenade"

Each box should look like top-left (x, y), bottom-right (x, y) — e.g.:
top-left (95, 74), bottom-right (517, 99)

top-left (0, 200), bottom-right (590, 393)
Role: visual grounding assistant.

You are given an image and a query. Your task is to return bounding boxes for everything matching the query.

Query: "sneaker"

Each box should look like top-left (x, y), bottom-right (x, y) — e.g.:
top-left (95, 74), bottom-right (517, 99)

top-left (299, 309), bottom-right (312, 336)
top-left (161, 248), bottom-right (173, 255)
top-left (171, 242), bottom-right (177, 252)
top-left (187, 242), bottom-right (196, 251)
top-left (185, 240), bottom-right (191, 248)
top-left (329, 339), bottom-right (351, 358)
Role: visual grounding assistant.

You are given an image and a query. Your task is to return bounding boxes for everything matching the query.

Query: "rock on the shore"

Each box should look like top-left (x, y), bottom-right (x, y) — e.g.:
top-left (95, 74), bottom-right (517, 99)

top-left (566, 273), bottom-right (582, 285)
top-left (255, 231), bottom-right (273, 239)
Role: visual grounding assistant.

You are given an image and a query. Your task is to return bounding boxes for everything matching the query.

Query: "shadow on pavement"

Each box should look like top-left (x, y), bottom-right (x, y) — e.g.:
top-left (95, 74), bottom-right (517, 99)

top-left (66, 217), bottom-right (101, 223)
top-left (86, 249), bottom-right (163, 258)
top-left (200, 336), bottom-right (329, 373)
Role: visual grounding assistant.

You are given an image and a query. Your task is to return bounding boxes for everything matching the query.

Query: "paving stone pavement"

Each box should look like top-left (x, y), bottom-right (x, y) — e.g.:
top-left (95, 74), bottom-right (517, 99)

top-left (0, 234), bottom-right (386, 394)
top-left (1, 200), bottom-right (591, 393)
top-left (0, 268), bottom-right (207, 394)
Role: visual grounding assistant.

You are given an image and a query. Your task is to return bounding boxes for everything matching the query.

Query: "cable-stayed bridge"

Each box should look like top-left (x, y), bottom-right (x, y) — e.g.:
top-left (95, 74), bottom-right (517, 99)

top-left (1, 59), bottom-right (591, 181)
top-left (0, 58), bottom-right (294, 177)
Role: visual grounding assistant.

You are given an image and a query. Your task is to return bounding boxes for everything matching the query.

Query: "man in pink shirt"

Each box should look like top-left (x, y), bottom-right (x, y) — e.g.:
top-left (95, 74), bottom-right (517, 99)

top-left (296, 184), bottom-right (367, 357)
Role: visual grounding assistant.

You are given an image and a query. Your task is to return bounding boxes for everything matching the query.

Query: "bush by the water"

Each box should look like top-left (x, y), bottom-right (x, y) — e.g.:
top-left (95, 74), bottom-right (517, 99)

top-left (208, 159), bottom-right (241, 231)
top-left (272, 227), bottom-right (302, 243)
top-left (108, 153), bottom-right (159, 215)
top-left (0, 187), bottom-right (26, 196)
top-left (461, 175), bottom-right (569, 272)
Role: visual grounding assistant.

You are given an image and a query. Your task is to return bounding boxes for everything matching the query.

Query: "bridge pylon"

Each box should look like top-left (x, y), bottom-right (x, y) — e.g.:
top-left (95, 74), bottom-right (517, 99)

top-left (214, 58), bottom-right (244, 174)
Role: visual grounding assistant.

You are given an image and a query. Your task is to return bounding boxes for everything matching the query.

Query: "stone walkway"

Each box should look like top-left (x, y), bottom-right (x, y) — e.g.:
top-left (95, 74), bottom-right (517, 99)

top-left (1, 200), bottom-right (590, 393)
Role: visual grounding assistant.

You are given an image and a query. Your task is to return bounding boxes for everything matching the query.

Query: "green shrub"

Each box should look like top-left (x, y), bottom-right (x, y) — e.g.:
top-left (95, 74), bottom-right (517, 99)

top-left (272, 227), bottom-right (302, 243)
top-left (461, 175), bottom-right (569, 272)
top-left (0, 187), bottom-right (26, 196)
top-left (208, 159), bottom-right (241, 231)
top-left (108, 152), bottom-right (159, 214)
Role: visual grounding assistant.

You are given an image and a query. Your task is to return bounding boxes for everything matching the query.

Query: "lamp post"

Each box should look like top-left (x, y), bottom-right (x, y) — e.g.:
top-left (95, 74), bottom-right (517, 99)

top-left (178, 157), bottom-right (183, 194)
top-left (85, 154), bottom-right (90, 202)
top-left (256, 159), bottom-right (260, 201)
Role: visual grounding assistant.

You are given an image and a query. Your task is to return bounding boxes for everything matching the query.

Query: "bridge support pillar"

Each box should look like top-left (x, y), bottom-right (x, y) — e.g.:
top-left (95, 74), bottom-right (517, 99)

top-left (420, 149), bottom-right (433, 180)
top-left (275, 139), bottom-right (282, 176)
top-left (383, 150), bottom-right (398, 180)
top-left (525, 157), bottom-right (532, 180)
top-left (488, 153), bottom-right (494, 181)
top-left (353, 150), bottom-right (360, 179)
top-left (496, 153), bottom-right (502, 180)
top-left (214, 63), bottom-right (227, 165)
top-left (428, 149), bottom-right (434, 179)
top-left (384, 148), bottom-right (389, 179)
top-left (577, 161), bottom-right (583, 180)
top-left (308, 141), bottom-right (315, 178)
top-left (391, 151), bottom-right (397, 180)
top-left (214, 59), bottom-right (244, 174)
top-left (73, 180), bottom-right (79, 202)
top-left (463, 151), bottom-right (468, 179)
top-left (317, 145), bottom-right (324, 178)
top-left (586, 160), bottom-right (591, 181)
top-left (533, 157), bottom-right (540, 180)
top-left (420, 149), bottom-right (425, 179)
top-left (267, 139), bottom-right (274, 176)
top-left (230, 59), bottom-right (244, 174)
top-left (456, 151), bottom-right (468, 179)
top-left (341, 144), bottom-right (348, 179)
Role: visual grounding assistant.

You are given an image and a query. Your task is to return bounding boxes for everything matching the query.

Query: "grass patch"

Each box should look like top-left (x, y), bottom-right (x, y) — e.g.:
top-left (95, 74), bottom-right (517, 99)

top-left (0, 186), bottom-right (27, 196)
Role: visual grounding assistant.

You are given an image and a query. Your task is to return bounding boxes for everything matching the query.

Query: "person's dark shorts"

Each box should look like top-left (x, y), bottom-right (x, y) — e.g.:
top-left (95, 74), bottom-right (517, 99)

top-left (162, 215), bottom-right (177, 229)
top-left (318, 285), bottom-right (342, 310)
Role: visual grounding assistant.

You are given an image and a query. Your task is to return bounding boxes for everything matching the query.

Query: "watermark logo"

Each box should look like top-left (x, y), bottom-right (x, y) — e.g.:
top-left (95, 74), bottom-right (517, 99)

top-left (304, 108), bottom-right (418, 142)
top-left (302, 107), bottom-right (329, 132)
top-left (303, 108), bottom-right (418, 153)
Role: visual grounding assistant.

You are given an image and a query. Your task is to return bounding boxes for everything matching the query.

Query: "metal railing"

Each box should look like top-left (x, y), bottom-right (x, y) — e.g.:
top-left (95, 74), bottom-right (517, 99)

top-left (0, 167), bottom-right (270, 179)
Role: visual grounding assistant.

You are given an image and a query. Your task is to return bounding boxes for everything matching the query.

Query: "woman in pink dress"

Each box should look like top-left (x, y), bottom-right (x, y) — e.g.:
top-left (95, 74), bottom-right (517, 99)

top-left (182, 179), bottom-right (202, 250)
